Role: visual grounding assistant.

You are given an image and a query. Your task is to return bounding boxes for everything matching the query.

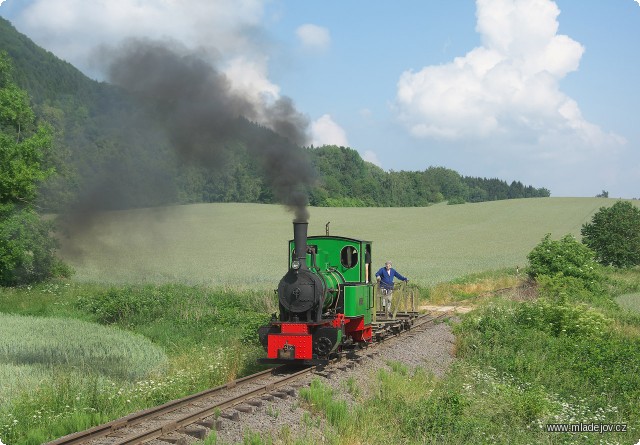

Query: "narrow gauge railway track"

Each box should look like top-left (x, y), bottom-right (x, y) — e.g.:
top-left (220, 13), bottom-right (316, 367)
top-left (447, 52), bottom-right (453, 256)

top-left (46, 310), bottom-right (453, 445)
top-left (372, 309), bottom-right (453, 349)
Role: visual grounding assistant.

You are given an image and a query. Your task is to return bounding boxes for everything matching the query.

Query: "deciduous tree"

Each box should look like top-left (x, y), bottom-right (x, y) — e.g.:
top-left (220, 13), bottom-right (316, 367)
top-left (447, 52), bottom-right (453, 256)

top-left (581, 201), bottom-right (640, 268)
top-left (0, 52), bottom-right (70, 285)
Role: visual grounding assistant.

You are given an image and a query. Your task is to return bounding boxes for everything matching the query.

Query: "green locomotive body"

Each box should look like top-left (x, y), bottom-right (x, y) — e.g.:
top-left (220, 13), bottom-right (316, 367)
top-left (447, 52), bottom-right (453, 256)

top-left (258, 223), bottom-right (375, 364)
top-left (290, 235), bottom-right (374, 324)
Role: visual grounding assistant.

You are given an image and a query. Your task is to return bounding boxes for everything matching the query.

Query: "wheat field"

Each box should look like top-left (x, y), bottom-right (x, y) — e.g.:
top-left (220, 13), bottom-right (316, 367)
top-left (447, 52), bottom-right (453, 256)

top-left (57, 198), bottom-right (637, 287)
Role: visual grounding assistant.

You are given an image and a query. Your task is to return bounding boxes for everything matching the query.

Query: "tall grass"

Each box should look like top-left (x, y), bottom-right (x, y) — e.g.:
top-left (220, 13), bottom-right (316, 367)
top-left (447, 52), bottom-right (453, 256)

top-left (3, 199), bottom-right (639, 444)
top-left (0, 283), bottom-right (272, 444)
top-left (242, 268), bottom-right (640, 445)
top-left (0, 314), bottom-right (167, 381)
top-left (56, 198), bottom-right (633, 287)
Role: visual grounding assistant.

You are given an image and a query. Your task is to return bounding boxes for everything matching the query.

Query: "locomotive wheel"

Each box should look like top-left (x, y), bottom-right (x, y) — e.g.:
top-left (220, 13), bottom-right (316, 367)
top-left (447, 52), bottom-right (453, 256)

top-left (314, 336), bottom-right (333, 356)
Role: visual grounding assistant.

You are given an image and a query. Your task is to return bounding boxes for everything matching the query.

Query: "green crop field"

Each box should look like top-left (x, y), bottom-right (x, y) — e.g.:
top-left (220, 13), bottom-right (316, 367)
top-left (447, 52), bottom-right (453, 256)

top-left (57, 197), bottom-right (636, 287)
top-left (0, 314), bottom-right (167, 381)
top-left (3, 197), bottom-right (640, 444)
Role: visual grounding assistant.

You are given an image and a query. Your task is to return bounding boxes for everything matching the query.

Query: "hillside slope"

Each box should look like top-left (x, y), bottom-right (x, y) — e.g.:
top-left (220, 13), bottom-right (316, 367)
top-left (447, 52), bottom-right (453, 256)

top-left (1, 17), bottom-right (550, 213)
top-left (58, 197), bottom-right (636, 286)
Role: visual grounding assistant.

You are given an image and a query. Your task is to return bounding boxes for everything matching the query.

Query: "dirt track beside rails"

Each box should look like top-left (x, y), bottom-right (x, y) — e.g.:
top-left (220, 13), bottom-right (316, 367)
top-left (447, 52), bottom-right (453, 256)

top-left (209, 315), bottom-right (459, 445)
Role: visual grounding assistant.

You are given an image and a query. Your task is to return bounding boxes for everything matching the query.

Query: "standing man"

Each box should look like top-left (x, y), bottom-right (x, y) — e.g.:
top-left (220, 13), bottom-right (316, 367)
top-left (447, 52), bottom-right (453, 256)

top-left (375, 261), bottom-right (408, 316)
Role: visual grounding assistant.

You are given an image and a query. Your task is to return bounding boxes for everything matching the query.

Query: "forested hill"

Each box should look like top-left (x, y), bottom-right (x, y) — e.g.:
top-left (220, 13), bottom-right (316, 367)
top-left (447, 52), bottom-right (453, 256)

top-left (306, 146), bottom-right (549, 206)
top-left (0, 17), bottom-right (549, 211)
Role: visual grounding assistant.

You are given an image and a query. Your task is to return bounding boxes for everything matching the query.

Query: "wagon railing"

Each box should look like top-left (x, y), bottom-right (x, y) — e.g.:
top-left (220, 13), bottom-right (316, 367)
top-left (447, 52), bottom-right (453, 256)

top-left (373, 281), bottom-right (415, 320)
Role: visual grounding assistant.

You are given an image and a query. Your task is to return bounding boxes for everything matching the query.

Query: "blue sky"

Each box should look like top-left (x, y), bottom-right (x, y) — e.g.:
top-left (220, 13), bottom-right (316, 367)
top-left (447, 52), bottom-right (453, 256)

top-left (1, 0), bottom-right (639, 198)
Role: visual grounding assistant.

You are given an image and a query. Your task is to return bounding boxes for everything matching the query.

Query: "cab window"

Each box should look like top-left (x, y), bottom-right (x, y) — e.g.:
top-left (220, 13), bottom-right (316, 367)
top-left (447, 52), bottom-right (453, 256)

top-left (340, 246), bottom-right (358, 269)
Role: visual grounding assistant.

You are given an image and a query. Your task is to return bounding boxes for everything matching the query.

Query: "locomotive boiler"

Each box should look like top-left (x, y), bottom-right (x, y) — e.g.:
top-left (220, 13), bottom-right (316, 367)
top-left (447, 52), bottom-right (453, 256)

top-left (258, 221), bottom-right (375, 365)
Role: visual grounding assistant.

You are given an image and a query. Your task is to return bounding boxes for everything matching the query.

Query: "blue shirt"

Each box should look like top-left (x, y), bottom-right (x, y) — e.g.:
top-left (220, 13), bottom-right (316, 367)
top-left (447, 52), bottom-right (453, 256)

top-left (375, 267), bottom-right (407, 289)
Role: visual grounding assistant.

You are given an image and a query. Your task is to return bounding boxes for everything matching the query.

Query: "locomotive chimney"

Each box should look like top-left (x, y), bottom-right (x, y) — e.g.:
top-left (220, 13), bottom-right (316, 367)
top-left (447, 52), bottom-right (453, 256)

top-left (293, 221), bottom-right (308, 270)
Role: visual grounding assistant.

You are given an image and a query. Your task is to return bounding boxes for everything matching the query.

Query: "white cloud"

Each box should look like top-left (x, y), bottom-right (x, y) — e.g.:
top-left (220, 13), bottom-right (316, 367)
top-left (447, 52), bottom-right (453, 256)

top-left (395, 0), bottom-right (624, 157)
top-left (311, 114), bottom-right (349, 147)
top-left (362, 150), bottom-right (382, 167)
top-left (12, 0), bottom-right (266, 79)
top-left (223, 56), bottom-right (280, 103)
top-left (9, 0), bottom-right (297, 133)
top-left (296, 24), bottom-right (330, 51)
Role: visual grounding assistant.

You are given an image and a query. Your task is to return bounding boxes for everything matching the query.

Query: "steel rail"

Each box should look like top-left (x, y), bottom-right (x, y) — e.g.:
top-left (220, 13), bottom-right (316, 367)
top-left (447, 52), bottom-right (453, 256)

top-left (44, 367), bottom-right (283, 445)
top-left (112, 366), bottom-right (312, 445)
top-left (46, 309), bottom-right (454, 445)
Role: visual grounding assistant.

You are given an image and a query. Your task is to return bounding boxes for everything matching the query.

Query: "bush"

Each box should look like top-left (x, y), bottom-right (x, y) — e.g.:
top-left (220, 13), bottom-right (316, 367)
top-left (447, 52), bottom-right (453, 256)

top-left (0, 53), bottom-right (71, 286)
top-left (0, 204), bottom-right (72, 286)
top-left (527, 234), bottom-right (602, 287)
top-left (456, 299), bottom-right (640, 443)
top-left (581, 201), bottom-right (640, 268)
top-left (75, 285), bottom-right (174, 325)
top-left (515, 299), bottom-right (611, 337)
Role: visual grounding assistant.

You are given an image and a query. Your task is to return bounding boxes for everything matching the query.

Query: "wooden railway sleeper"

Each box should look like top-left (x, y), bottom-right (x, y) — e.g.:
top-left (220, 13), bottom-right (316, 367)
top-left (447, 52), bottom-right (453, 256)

top-left (235, 404), bottom-right (254, 413)
top-left (158, 436), bottom-right (188, 445)
top-left (161, 422), bottom-right (179, 434)
top-left (195, 418), bottom-right (216, 429)
top-left (177, 425), bottom-right (208, 439)
top-left (246, 399), bottom-right (263, 407)
top-left (220, 411), bottom-right (240, 421)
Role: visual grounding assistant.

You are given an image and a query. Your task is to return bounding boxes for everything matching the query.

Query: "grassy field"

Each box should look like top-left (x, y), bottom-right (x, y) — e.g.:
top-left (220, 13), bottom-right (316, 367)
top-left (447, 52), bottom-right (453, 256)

top-left (2, 196), bottom-right (639, 444)
top-left (57, 197), bottom-right (631, 287)
top-left (0, 283), bottom-right (272, 444)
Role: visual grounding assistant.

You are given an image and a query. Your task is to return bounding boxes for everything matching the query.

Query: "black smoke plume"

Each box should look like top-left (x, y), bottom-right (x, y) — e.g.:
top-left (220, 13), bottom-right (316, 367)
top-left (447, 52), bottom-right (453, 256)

top-left (107, 38), bottom-right (314, 222)
top-left (64, 38), bottom-right (314, 231)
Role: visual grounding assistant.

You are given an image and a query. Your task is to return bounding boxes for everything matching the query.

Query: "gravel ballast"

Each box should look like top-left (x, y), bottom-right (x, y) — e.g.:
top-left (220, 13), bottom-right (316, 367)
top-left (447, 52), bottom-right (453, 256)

top-left (211, 319), bottom-right (457, 445)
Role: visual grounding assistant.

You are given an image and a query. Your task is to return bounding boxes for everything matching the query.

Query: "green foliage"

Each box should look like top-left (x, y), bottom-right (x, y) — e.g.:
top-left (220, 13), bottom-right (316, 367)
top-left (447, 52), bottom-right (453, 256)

top-left (447, 196), bottom-right (466, 205)
top-left (527, 233), bottom-right (602, 286)
top-left (322, 196), bottom-right (369, 207)
top-left (1, 373), bottom-right (118, 445)
top-left (0, 282), bottom-right (269, 444)
top-left (455, 298), bottom-right (640, 443)
top-left (0, 204), bottom-right (72, 285)
top-left (0, 59), bottom-right (51, 203)
top-left (74, 284), bottom-right (271, 342)
top-left (514, 299), bottom-right (611, 337)
top-left (74, 285), bottom-right (174, 325)
top-left (308, 148), bottom-right (549, 207)
top-left (238, 313), bottom-right (272, 346)
top-left (536, 273), bottom-right (614, 308)
top-left (581, 200), bottom-right (640, 268)
top-left (0, 52), bottom-right (70, 286)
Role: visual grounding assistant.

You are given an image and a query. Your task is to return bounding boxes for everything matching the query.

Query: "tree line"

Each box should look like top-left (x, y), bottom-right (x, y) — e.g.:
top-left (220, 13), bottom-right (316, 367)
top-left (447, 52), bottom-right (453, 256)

top-left (164, 143), bottom-right (550, 208)
top-left (306, 145), bottom-right (549, 207)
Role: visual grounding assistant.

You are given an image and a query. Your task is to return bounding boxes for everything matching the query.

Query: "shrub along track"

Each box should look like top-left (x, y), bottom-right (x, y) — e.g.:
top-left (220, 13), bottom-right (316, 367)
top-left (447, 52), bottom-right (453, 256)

top-left (45, 310), bottom-right (455, 445)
